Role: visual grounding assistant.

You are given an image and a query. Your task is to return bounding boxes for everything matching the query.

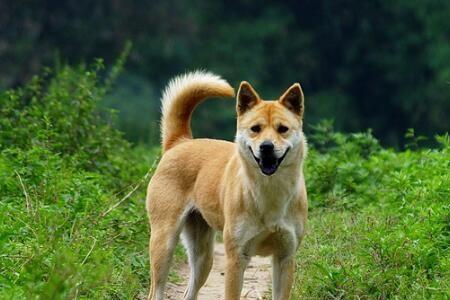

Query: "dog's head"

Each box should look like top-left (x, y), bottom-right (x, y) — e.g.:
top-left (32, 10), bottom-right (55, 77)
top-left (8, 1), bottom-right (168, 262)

top-left (235, 81), bottom-right (306, 176)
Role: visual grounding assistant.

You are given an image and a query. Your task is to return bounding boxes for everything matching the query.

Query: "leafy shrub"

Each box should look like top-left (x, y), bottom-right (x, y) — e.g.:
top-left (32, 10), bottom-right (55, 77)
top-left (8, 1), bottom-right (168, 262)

top-left (306, 120), bottom-right (383, 210)
top-left (0, 59), bottom-right (158, 299)
top-left (0, 49), bottom-right (136, 185)
top-left (295, 130), bottom-right (450, 298)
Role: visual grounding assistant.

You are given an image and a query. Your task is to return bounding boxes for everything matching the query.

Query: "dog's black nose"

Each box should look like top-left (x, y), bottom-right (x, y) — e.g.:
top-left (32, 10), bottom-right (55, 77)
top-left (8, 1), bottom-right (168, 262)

top-left (259, 140), bottom-right (274, 153)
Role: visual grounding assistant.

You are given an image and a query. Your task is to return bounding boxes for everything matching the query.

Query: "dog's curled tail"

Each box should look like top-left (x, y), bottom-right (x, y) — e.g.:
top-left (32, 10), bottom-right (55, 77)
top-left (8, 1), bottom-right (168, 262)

top-left (160, 71), bottom-right (235, 152)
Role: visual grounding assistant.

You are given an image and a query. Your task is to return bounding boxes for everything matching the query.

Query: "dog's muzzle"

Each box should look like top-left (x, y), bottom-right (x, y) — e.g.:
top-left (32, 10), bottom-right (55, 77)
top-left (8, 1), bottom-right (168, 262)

top-left (249, 145), bottom-right (290, 176)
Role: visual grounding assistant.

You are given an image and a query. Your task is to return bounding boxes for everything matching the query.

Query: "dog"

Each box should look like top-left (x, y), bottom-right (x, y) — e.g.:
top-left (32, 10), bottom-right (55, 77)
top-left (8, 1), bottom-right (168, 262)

top-left (146, 71), bottom-right (308, 300)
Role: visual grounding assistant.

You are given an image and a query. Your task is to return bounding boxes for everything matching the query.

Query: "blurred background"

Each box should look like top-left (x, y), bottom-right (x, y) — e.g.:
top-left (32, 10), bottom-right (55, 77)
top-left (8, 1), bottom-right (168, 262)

top-left (1, 0), bottom-right (449, 147)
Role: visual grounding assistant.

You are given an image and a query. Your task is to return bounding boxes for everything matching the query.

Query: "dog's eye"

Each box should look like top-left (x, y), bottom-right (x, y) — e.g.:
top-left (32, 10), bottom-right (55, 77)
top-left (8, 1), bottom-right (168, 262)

top-left (250, 125), bottom-right (261, 133)
top-left (278, 125), bottom-right (289, 133)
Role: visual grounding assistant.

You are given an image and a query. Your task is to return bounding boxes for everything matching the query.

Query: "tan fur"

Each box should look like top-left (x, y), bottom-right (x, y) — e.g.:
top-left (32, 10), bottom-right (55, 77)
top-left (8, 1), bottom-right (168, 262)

top-left (147, 71), bottom-right (308, 300)
top-left (160, 71), bottom-right (235, 152)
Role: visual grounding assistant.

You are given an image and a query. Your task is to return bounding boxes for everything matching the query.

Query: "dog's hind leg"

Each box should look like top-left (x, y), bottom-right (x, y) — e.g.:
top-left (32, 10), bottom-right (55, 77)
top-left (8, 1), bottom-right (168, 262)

top-left (148, 225), bottom-right (182, 300)
top-left (148, 203), bottom-right (190, 300)
top-left (181, 210), bottom-right (215, 300)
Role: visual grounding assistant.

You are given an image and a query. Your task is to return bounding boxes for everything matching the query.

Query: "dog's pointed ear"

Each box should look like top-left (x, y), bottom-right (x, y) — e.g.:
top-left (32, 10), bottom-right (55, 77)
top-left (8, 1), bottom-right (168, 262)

top-left (279, 83), bottom-right (304, 117)
top-left (237, 81), bottom-right (260, 115)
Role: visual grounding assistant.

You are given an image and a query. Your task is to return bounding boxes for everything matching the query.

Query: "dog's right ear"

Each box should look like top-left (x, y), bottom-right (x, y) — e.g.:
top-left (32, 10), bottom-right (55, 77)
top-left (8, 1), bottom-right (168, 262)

top-left (237, 81), bottom-right (260, 115)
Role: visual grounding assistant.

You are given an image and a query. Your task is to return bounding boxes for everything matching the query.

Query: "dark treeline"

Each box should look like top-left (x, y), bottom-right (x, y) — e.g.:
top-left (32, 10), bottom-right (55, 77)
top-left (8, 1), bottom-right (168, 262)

top-left (1, 0), bottom-right (449, 146)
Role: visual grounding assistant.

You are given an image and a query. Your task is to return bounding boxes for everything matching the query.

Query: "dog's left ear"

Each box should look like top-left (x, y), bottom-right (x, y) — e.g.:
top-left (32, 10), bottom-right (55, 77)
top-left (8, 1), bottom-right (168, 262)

top-left (279, 83), bottom-right (304, 117)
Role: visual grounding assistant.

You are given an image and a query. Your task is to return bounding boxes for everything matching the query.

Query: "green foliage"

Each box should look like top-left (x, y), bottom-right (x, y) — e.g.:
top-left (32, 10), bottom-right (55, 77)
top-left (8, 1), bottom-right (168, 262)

top-left (306, 120), bottom-right (382, 210)
top-left (294, 127), bottom-right (450, 298)
top-left (103, 72), bottom-right (160, 145)
top-left (2, 1), bottom-right (450, 145)
top-left (0, 55), bottom-right (136, 186)
top-left (1, 61), bottom-right (449, 298)
top-left (0, 63), bottom-right (158, 299)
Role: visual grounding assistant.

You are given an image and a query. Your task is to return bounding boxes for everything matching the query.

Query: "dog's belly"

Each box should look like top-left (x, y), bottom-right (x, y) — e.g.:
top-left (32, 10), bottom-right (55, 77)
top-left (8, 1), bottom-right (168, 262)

top-left (253, 232), bottom-right (280, 256)
top-left (254, 229), bottom-right (298, 257)
top-left (196, 204), bottom-right (224, 231)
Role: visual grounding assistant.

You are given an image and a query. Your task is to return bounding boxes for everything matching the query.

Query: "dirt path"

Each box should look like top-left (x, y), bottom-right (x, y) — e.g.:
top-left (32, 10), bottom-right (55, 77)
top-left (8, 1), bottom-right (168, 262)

top-left (165, 243), bottom-right (272, 299)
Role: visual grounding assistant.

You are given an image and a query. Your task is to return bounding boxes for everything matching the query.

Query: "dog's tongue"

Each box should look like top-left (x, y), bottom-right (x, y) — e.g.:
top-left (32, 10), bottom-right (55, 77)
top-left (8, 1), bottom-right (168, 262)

top-left (259, 156), bottom-right (278, 175)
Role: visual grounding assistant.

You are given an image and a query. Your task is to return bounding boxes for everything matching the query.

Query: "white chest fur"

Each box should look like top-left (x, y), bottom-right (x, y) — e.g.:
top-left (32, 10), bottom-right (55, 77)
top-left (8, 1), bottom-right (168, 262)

top-left (235, 172), bottom-right (304, 257)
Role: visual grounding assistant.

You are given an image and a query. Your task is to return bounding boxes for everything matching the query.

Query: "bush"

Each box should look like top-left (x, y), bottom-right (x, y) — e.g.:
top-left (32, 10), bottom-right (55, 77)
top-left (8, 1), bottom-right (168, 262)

top-left (295, 127), bottom-right (450, 298)
top-left (0, 61), bottom-right (158, 299)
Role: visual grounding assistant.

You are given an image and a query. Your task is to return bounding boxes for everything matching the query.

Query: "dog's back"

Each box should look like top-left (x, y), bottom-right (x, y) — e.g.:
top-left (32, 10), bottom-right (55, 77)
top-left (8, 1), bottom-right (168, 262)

top-left (147, 71), bottom-right (236, 231)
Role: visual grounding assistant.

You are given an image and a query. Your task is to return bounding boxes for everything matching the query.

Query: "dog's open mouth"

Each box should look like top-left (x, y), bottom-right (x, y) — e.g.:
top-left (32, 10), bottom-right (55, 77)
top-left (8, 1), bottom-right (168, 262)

top-left (249, 146), bottom-right (290, 176)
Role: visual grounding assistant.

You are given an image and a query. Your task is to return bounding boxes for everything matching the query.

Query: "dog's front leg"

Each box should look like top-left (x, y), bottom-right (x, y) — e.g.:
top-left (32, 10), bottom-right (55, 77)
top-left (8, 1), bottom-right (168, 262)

top-left (272, 255), bottom-right (296, 300)
top-left (224, 252), bottom-right (249, 300)
top-left (223, 236), bottom-right (249, 300)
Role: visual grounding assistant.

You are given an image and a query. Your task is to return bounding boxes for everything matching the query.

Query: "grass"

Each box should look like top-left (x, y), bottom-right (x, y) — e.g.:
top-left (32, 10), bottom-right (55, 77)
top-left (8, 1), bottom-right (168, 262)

top-left (0, 62), bottom-right (157, 299)
top-left (0, 63), bottom-right (449, 299)
top-left (293, 127), bottom-right (450, 299)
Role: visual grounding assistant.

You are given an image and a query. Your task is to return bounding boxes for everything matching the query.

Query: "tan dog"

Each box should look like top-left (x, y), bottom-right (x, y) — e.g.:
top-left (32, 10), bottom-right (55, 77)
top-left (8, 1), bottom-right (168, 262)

top-left (146, 71), bottom-right (308, 300)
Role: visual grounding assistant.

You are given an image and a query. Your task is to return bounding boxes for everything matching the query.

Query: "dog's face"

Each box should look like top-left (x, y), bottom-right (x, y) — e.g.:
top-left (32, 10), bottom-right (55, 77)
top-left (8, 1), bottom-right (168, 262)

top-left (235, 82), bottom-right (305, 176)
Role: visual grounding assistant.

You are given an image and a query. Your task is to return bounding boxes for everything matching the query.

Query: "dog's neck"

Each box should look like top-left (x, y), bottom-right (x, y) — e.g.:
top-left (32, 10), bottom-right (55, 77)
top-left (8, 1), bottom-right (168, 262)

top-left (238, 148), bottom-right (305, 228)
